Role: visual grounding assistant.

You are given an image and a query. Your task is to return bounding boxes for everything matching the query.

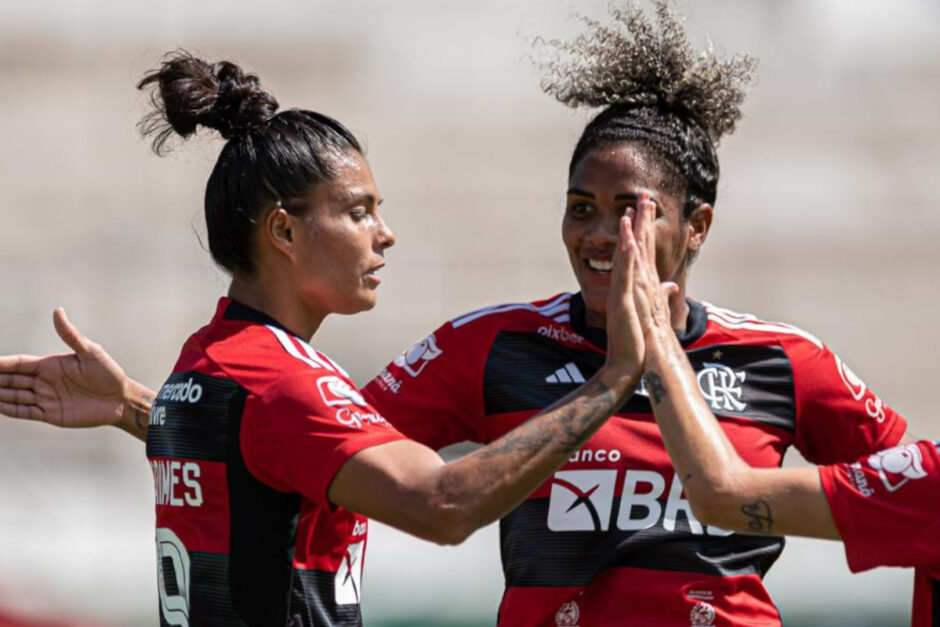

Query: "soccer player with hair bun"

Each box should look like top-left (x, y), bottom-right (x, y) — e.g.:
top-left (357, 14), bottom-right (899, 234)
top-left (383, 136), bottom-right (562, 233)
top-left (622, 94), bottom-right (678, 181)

top-left (0, 49), bottom-right (653, 626)
top-left (0, 2), bottom-right (917, 625)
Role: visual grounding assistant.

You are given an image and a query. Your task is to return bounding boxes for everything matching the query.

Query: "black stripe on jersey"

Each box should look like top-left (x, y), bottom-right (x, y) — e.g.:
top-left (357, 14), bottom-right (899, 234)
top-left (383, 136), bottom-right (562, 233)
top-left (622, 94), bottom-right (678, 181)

top-left (147, 372), bottom-right (244, 461)
top-left (159, 552), bottom-right (246, 627)
top-left (933, 576), bottom-right (939, 627)
top-left (499, 499), bottom-right (784, 587)
top-left (289, 569), bottom-right (364, 627)
top-left (483, 332), bottom-right (796, 432)
top-left (226, 390), bottom-right (306, 627)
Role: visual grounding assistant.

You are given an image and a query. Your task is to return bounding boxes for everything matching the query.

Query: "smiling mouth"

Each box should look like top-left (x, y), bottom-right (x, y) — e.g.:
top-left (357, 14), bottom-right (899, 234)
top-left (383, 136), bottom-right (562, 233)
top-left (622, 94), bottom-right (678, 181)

top-left (586, 258), bottom-right (613, 273)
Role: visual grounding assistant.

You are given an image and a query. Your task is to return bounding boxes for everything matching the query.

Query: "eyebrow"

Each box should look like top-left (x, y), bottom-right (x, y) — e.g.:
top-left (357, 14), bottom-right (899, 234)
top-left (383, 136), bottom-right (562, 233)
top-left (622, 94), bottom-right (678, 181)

top-left (566, 188), bottom-right (661, 206)
top-left (566, 187), bottom-right (595, 198)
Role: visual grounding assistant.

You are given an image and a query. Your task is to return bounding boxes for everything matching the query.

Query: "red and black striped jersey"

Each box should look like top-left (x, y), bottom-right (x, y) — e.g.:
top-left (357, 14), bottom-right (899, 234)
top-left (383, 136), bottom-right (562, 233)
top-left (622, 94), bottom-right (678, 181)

top-left (363, 292), bottom-right (908, 627)
top-left (821, 440), bottom-right (940, 627)
top-left (147, 298), bottom-right (405, 626)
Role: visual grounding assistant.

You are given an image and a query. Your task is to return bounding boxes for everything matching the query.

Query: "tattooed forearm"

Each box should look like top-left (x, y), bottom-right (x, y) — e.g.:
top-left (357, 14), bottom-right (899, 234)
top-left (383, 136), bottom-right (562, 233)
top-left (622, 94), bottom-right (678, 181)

top-left (477, 378), bottom-right (619, 460)
top-left (740, 500), bottom-right (774, 533)
top-left (644, 371), bottom-right (666, 404)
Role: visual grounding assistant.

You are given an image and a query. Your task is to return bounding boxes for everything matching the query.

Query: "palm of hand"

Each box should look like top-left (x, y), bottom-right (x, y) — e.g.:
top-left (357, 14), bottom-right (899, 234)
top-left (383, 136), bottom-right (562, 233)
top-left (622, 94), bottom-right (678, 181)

top-left (34, 345), bottom-right (126, 428)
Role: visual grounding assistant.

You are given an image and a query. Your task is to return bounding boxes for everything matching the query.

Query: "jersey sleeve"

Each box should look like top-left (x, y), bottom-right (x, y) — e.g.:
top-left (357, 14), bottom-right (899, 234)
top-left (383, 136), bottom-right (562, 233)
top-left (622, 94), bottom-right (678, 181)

top-left (789, 339), bottom-right (908, 465)
top-left (362, 320), bottom-right (489, 450)
top-left (820, 440), bottom-right (940, 572)
top-left (240, 370), bottom-right (406, 504)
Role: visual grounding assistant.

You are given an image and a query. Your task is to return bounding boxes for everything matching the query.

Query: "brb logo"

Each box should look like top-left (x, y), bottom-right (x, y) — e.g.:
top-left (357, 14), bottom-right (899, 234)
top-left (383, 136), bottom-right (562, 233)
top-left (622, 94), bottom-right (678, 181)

top-left (317, 376), bottom-right (367, 408)
top-left (868, 444), bottom-right (927, 491)
top-left (696, 363), bottom-right (746, 412)
top-left (547, 469), bottom-right (732, 536)
top-left (394, 333), bottom-right (443, 377)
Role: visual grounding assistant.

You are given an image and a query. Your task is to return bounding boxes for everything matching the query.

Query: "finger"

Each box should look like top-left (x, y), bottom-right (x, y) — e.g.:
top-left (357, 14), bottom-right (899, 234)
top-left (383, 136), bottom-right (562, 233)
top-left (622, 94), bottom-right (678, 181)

top-left (661, 281), bottom-right (680, 297)
top-left (0, 401), bottom-right (43, 421)
top-left (0, 372), bottom-right (38, 389)
top-left (0, 388), bottom-right (37, 405)
top-left (53, 307), bottom-right (91, 355)
top-left (641, 196), bottom-right (658, 268)
top-left (0, 354), bottom-right (41, 375)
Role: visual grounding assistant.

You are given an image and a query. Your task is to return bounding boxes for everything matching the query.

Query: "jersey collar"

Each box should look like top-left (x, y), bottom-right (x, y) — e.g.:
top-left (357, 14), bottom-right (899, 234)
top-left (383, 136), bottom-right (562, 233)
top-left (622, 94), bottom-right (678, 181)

top-left (219, 297), bottom-right (306, 340)
top-left (569, 292), bottom-right (707, 349)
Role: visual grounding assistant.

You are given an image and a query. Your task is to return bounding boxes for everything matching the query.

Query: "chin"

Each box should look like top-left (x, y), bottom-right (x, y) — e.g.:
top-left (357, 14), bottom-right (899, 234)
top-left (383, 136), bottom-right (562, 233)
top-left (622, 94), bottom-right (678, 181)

top-left (337, 295), bottom-right (377, 316)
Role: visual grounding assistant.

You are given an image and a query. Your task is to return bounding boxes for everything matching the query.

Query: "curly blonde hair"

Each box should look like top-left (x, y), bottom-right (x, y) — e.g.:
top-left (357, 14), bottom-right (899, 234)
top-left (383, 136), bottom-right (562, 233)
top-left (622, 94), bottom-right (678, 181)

top-left (537, 1), bottom-right (756, 214)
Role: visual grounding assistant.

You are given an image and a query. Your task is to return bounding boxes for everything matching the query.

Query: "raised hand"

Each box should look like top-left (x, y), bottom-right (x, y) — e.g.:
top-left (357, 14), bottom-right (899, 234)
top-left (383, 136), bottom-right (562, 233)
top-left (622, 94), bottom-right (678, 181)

top-left (0, 308), bottom-right (129, 428)
top-left (627, 193), bottom-right (677, 349)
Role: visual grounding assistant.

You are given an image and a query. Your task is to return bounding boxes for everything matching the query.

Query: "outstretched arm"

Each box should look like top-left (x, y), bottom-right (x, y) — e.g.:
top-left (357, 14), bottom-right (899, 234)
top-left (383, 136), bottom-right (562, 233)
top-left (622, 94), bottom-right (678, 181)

top-left (628, 196), bottom-right (839, 540)
top-left (329, 215), bottom-right (646, 545)
top-left (0, 308), bottom-right (153, 441)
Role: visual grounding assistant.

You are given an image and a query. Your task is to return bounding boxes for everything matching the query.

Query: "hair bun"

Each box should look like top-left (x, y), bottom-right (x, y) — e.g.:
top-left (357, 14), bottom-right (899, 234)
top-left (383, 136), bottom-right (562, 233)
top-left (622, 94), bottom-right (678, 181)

top-left (536, 1), bottom-right (756, 144)
top-left (137, 51), bottom-right (279, 154)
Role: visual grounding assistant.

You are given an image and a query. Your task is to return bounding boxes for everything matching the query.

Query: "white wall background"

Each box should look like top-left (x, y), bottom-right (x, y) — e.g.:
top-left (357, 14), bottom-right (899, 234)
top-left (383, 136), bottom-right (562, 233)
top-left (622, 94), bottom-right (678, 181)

top-left (1, 0), bottom-right (938, 624)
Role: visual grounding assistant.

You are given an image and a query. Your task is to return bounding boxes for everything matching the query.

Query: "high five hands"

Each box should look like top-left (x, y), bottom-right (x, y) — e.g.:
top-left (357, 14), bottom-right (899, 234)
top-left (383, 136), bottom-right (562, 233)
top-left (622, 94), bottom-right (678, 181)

top-left (0, 194), bottom-right (677, 432)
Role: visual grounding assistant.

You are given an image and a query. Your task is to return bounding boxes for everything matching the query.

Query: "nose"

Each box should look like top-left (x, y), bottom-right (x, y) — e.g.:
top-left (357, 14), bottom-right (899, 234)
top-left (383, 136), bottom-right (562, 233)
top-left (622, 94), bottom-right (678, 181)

top-left (583, 209), bottom-right (626, 250)
top-left (375, 215), bottom-right (396, 250)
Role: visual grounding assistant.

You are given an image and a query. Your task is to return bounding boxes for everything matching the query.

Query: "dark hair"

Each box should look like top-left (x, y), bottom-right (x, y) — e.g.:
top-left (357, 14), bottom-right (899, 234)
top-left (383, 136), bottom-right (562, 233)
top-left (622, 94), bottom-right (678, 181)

top-left (537, 1), bottom-right (756, 217)
top-left (137, 50), bottom-right (362, 275)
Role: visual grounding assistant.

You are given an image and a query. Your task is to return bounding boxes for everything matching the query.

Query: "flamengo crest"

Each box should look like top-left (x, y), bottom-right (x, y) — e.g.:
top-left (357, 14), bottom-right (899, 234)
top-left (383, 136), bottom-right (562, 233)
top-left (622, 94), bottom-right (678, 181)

top-left (696, 362), bottom-right (746, 412)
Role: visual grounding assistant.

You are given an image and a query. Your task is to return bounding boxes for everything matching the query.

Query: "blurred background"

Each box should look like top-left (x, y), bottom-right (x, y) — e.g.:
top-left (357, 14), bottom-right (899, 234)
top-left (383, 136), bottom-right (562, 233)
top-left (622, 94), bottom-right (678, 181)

top-left (1, 0), bottom-right (938, 624)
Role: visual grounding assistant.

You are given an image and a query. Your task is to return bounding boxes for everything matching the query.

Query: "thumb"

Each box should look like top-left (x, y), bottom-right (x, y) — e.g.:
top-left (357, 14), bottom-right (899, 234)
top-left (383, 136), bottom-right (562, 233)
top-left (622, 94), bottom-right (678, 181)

top-left (661, 281), bottom-right (680, 297)
top-left (53, 307), bottom-right (91, 355)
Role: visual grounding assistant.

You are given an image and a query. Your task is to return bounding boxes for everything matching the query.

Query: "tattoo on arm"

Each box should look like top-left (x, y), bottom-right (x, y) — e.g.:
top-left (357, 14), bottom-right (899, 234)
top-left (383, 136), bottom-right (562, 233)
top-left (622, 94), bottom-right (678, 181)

top-left (740, 500), bottom-right (774, 533)
top-left (644, 372), bottom-right (666, 404)
top-left (477, 378), bottom-right (617, 460)
top-left (134, 396), bottom-right (152, 431)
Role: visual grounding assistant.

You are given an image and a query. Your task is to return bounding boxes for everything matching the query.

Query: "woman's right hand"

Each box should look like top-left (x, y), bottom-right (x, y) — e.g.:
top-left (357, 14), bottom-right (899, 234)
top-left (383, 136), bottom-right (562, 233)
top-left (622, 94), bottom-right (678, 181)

top-left (600, 198), bottom-right (647, 394)
top-left (0, 308), bottom-right (130, 428)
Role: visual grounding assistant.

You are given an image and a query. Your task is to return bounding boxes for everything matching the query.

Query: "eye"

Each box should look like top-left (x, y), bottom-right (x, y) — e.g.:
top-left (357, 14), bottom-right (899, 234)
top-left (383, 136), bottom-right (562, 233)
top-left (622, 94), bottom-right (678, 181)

top-left (350, 208), bottom-right (370, 222)
top-left (566, 202), bottom-right (593, 218)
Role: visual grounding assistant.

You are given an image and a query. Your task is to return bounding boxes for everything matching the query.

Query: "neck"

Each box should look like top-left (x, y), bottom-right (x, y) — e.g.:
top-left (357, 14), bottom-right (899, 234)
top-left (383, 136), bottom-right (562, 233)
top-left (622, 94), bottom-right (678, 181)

top-left (228, 272), bottom-right (325, 341)
top-left (585, 280), bottom-right (690, 333)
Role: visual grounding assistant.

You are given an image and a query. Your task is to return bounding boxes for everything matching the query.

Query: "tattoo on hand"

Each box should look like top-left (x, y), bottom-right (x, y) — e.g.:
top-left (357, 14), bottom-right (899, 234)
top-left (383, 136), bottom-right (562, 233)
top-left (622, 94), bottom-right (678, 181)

top-left (644, 372), bottom-right (666, 404)
top-left (740, 500), bottom-right (774, 533)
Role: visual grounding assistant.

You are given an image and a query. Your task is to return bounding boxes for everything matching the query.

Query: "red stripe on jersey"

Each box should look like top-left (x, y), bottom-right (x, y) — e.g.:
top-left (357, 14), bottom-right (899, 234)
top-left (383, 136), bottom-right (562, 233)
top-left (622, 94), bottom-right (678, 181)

top-left (151, 457), bottom-right (229, 554)
top-left (497, 567), bottom-right (782, 627)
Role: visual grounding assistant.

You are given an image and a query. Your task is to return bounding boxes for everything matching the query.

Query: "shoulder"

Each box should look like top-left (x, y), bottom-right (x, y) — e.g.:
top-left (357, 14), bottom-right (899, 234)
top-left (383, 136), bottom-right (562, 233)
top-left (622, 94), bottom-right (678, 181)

top-left (701, 301), bottom-right (825, 352)
top-left (203, 318), bottom-right (349, 396)
top-left (448, 292), bottom-right (573, 332)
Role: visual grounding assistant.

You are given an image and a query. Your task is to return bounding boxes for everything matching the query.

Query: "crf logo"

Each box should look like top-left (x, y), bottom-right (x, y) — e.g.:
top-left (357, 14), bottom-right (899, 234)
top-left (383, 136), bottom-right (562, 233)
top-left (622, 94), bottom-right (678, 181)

top-left (868, 444), bottom-right (927, 492)
top-left (394, 334), bottom-right (443, 377)
top-left (697, 363), bottom-right (746, 412)
top-left (547, 470), bottom-right (617, 531)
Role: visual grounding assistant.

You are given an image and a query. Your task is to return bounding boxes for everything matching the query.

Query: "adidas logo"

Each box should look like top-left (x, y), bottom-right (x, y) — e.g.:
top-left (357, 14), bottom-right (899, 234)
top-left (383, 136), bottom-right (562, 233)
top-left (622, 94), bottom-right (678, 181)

top-left (546, 362), bottom-right (586, 384)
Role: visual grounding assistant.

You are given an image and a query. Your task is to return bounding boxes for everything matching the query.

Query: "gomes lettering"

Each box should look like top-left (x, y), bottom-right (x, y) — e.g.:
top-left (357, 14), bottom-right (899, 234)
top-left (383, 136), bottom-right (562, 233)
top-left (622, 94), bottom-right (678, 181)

top-left (152, 460), bottom-right (204, 507)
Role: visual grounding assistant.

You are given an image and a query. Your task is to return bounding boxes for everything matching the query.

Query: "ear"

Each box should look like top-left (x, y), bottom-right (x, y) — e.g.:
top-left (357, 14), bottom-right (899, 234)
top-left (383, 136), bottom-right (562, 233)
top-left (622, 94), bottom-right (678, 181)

top-left (685, 203), bottom-right (713, 255)
top-left (264, 206), bottom-right (299, 261)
